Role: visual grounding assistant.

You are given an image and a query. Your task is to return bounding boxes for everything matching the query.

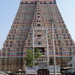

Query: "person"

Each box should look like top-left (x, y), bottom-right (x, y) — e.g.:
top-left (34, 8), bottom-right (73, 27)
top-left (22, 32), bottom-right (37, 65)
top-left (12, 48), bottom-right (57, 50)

top-left (62, 74), bottom-right (65, 75)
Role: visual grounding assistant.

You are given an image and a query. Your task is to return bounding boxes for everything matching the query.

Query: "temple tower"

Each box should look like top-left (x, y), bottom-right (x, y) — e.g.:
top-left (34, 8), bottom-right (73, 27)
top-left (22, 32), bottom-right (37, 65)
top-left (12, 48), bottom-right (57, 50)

top-left (0, 0), bottom-right (75, 72)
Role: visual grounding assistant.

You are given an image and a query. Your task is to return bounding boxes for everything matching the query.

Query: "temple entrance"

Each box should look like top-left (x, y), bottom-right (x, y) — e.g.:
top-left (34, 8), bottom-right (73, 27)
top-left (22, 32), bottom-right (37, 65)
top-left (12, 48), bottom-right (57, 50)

top-left (37, 69), bottom-right (49, 75)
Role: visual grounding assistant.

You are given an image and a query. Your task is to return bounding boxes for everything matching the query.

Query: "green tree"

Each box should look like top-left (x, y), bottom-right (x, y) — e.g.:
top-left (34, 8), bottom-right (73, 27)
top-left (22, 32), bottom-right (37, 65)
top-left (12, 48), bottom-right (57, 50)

top-left (34, 48), bottom-right (42, 59)
top-left (25, 48), bottom-right (42, 66)
top-left (25, 50), bottom-right (33, 66)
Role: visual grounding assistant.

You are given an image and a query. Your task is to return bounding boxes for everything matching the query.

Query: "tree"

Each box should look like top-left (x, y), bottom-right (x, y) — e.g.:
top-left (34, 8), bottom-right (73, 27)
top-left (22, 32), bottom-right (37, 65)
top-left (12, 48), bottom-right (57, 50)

top-left (25, 48), bottom-right (42, 67)
top-left (25, 50), bottom-right (33, 66)
top-left (34, 48), bottom-right (42, 59)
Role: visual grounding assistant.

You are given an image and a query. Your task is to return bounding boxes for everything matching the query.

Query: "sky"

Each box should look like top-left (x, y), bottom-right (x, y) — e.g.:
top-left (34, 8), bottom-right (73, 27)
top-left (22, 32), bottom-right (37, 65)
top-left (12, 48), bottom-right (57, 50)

top-left (0, 0), bottom-right (75, 49)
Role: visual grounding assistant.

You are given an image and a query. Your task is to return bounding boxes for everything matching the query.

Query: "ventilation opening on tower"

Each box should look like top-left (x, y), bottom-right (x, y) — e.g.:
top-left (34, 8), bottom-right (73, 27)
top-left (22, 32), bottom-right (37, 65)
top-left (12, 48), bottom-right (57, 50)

top-left (40, 1), bottom-right (42, 4)
top-left (37, 20), bottom-right (40, 22)
top-left (20, 1), bottom-right (23, 4)
top-left (49, 1), bottom-right (52, 4)
top-left (25, 1), bottom-right (27, 4)
top-left (43, 1), bottom-right (46, 4)
top-left (37, 13), bottom-right (40, 15)
top-left (37, 24), bottom-right (40, 26)
top-left (37, 42), bottom-right (42, 45)
top-left (37, 35), bottom-right (41, 37)
top-left (31, 1), bottom-right (33, 4)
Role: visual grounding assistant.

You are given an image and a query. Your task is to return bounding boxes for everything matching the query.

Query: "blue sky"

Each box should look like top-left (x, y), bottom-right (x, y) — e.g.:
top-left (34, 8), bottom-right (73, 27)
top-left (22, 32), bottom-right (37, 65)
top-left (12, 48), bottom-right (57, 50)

top-left (0, 0), bottom-right (75, 49)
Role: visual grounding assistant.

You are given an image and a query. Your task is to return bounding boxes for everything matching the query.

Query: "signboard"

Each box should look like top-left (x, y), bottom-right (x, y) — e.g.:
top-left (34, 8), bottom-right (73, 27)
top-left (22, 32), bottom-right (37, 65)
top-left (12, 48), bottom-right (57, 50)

top-left (39, 63), bottom-right (47, 68)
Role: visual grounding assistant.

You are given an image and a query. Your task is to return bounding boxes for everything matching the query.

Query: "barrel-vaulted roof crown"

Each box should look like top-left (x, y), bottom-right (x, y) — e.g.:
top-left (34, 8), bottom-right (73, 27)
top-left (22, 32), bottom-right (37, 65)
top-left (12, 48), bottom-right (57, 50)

top-left (20, 0), bottom-right (56, 4)
top-left (21, 0), bottom-right (54, 1)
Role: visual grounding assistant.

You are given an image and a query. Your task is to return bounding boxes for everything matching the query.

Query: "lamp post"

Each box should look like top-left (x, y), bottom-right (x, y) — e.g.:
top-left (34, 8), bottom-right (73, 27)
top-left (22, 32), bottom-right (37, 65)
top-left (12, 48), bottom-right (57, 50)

top-left (46, 28), bottom-right (49, 66)
top-left (33, 28), bottom-right (35, 66)
top-left (11, 49), bottom-right (13, 73)
top-left (51, 19), bottom-right (57, 75)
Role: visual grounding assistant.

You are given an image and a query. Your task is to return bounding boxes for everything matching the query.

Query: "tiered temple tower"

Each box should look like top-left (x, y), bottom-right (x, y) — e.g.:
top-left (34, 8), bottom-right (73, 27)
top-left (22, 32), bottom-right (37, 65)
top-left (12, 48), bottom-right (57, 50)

top-left (0, 0), bottom-right (75, 72)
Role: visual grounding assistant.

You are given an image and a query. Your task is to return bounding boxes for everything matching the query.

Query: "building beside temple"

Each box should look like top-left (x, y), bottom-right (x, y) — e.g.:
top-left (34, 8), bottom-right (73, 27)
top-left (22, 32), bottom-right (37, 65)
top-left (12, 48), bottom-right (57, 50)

top-left (0, 0), bottom-right (75, 73)
top-left (67, 56), bottom-right (75, 73)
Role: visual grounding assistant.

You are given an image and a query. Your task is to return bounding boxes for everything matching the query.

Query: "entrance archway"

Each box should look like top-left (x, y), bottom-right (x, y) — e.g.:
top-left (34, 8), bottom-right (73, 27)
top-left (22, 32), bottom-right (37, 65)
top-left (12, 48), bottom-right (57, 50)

top-left (37, 69), bottom-right (49, 75)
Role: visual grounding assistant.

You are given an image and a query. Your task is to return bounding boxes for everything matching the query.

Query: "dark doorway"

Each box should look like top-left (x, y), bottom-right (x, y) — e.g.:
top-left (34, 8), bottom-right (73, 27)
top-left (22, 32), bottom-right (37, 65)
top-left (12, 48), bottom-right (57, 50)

top-left (37, 69), bottom-right (49, 75)
top-left (50, 59), bottom-right (53, 65)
